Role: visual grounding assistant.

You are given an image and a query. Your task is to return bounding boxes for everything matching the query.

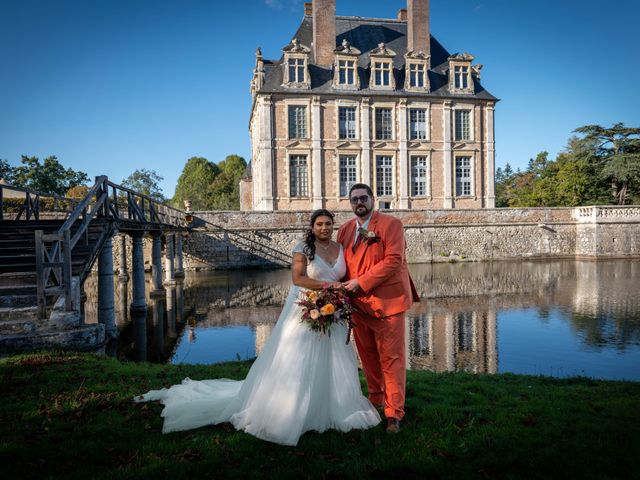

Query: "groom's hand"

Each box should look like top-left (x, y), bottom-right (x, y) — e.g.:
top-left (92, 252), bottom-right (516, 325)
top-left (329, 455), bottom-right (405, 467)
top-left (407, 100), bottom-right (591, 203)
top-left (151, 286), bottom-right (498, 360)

top-left (343, 279), bottom-right (362, 293)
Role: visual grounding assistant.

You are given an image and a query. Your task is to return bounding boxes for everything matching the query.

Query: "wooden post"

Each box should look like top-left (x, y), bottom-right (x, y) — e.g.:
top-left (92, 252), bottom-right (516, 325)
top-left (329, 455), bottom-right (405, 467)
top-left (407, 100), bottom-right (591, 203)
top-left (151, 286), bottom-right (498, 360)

top-left (63, 229), bottom-right (72, 311)
top-left (35, 230), bottom-right (46, 319)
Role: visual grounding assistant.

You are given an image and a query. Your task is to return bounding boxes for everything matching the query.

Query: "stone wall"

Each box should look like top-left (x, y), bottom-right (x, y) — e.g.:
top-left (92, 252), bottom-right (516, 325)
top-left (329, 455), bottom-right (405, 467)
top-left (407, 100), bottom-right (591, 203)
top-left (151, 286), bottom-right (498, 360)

top-left (177, 206), bottom-right (640, 270)
top-left (103, 207), bottom-right (640, 272)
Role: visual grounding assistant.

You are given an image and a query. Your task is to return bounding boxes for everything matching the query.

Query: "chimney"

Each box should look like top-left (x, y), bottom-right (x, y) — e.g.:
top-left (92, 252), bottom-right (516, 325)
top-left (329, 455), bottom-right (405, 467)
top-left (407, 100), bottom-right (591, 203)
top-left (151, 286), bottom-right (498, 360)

top-left (312, 0), bottom-right (336, 66)
top-left (304, 2), bottom-right (312, 16)
top-left (397, 8), bottom-right (407, 21)
top-left (407, 0), bottom-right (430, 56)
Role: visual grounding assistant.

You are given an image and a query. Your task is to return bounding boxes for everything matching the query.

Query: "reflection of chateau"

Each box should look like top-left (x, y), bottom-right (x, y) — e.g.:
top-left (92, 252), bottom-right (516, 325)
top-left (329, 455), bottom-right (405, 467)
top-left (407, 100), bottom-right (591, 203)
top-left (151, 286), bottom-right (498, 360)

top-left (407, 300), bottom-right (497, 373)
top-left (80, 259), bottom-right (640, 365)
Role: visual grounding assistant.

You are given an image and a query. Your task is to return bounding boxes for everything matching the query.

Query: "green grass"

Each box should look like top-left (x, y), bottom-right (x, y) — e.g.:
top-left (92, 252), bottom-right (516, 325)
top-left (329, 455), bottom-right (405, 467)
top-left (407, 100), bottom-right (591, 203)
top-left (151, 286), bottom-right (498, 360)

top-left (1, 352), bottom-right (639, 479)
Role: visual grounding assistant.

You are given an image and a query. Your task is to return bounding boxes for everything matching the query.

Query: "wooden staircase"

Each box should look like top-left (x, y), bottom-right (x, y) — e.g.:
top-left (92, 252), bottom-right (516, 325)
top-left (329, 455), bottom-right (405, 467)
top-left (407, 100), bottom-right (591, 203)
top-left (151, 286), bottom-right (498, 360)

top-left (0, 219), bottom-right (108, 278)
top-left (0, 219), bottom-right (109, 351)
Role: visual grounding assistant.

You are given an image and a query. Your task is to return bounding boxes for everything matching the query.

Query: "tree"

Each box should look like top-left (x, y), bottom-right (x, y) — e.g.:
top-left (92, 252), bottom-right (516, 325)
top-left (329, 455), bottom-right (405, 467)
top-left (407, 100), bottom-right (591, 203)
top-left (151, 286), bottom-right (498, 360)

top-left (10, 155), bottom-right (89, 195)
top-left (495, 163), bottom-right (515, 207)
top-left (121, 169), bottom-right (165, 202)
top-left (574, 123), bottom-right (640, 204)
top-left (172, 157), bottom-right (219, 210)
top-left (66, 185), bottom-right (89, 199)
top-left (0, 159), bottom-right (14, 183)
top-left (207, 154), bottom-right (248, 210)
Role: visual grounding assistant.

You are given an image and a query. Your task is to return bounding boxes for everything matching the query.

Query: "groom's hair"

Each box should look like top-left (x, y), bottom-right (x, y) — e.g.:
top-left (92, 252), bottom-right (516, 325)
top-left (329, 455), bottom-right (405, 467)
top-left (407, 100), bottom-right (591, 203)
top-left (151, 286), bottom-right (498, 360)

top-left (348, 183), bottom-right (374, 198)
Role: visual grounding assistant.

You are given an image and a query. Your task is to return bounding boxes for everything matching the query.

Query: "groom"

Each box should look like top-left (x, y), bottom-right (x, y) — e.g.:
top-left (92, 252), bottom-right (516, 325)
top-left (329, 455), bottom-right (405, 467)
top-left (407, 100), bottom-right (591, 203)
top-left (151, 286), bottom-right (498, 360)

top-left (337, 183), bottom-right (418, 434)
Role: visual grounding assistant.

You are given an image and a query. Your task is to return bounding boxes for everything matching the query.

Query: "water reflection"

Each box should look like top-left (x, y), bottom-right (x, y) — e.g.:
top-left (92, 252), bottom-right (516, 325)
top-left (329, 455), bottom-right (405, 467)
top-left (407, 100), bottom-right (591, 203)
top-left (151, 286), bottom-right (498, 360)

top-left (82, 259), bottom-right (640, 380)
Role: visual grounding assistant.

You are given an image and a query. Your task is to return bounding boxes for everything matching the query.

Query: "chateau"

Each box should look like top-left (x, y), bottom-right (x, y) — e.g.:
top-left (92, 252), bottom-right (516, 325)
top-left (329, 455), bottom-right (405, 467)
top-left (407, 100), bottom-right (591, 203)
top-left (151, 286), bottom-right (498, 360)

top-left (241, 0), bottom-right (497, 211)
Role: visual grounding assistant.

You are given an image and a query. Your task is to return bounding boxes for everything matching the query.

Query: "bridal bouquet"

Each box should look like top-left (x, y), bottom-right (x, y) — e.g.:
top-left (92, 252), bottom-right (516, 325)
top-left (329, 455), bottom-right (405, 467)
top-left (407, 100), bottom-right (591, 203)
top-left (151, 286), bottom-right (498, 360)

top-left (298, 286), bottom-right (354, 343)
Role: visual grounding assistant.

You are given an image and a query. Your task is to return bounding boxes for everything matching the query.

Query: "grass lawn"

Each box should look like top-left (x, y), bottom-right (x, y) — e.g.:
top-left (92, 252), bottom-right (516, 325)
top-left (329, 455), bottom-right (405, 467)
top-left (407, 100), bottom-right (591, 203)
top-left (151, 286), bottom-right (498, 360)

top-left (1, 351), bottom-right (639, 479)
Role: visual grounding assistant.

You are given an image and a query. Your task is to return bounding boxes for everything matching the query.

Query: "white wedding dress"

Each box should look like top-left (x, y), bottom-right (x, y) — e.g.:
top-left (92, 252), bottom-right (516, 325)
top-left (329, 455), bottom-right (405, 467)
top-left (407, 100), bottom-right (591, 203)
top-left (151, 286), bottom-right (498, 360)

top-left (134, 243), bottom-right (380, 446)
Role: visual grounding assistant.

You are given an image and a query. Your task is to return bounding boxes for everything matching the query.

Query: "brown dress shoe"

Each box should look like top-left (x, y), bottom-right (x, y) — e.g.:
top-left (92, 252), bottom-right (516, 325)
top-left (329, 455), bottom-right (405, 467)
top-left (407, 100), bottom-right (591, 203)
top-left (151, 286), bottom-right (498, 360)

top-left (385, 418), bottom-right (401, 434)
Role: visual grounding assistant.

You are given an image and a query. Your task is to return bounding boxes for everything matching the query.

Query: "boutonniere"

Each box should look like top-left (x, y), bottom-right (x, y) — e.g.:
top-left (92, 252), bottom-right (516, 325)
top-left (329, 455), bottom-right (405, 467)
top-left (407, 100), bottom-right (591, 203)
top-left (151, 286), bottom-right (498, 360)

top-left (358, 227), bottom-right (380, 245)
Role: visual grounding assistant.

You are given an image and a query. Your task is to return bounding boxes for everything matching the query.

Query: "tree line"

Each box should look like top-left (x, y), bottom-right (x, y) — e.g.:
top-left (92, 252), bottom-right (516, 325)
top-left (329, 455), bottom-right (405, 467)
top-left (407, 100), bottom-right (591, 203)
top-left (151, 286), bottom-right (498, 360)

top-left (3, 123), bottom-right (638, 210)
top-left (496, 123), bottom-right (640, 207)
top-left (0, 154), bottom-right (247, 210)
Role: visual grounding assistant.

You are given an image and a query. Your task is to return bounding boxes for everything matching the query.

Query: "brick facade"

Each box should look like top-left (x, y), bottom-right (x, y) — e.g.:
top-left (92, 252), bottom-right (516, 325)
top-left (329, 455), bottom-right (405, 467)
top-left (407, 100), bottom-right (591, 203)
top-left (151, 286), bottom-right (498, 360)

top-left (245, 1), bottom-right (497, 211)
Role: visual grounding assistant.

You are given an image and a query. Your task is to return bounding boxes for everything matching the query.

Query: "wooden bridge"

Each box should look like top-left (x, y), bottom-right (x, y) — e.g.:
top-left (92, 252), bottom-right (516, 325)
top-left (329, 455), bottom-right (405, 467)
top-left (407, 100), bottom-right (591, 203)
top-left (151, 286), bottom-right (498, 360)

top-left (0, 176), bottom-right (190, 352)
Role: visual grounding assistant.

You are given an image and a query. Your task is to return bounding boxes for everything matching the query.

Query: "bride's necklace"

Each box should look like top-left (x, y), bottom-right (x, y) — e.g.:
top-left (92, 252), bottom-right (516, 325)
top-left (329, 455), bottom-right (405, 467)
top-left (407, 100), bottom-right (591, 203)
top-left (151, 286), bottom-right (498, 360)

top-left (316, 241), bottom-right (332, 252)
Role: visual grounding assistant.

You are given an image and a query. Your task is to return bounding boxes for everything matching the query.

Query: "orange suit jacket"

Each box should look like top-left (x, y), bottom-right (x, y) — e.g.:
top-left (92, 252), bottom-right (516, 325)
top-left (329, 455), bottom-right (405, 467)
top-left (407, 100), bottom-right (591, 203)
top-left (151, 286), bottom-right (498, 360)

top-left (337, 211), bottom-right (419, 318)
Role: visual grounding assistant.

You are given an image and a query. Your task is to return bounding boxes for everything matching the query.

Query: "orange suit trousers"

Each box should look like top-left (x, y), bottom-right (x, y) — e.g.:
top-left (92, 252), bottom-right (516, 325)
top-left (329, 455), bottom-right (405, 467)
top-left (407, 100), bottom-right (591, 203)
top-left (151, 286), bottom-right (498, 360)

top-left (353, 311), bottom-right (406, 421)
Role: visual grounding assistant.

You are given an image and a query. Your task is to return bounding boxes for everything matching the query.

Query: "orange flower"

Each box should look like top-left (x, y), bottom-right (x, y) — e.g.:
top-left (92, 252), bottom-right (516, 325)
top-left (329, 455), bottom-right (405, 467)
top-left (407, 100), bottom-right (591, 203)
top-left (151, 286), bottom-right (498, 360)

top-left (320, 303), bottom-right (335, 316)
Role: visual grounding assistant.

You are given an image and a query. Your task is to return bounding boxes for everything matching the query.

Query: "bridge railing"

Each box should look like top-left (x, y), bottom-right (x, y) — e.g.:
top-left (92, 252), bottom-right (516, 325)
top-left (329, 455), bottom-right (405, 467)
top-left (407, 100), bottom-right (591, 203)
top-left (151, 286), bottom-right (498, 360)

top-left (0, 183), bottom-right (80, 220)
top-left (194, 217), bottom-right (292, 268)
top-left (34, 176), bottom-right (189, 318)
top-left (101, 179), bottom-right (186, 227)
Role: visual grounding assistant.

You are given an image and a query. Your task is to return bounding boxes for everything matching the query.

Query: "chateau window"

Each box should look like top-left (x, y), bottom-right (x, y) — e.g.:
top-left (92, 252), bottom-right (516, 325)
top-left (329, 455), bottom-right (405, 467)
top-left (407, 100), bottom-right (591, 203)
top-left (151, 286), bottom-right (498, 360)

top-left (457, 312), bottom-right (475, 352)
top-left (376, 155), bottom-right (393, 196)
top-left (455, 110), bottom-right (471, 141)
top-left (333, 40), bottom-right (361, 90)
top-left (372, 61), bottom-right (392, 87)
top-left (454, 65), bottom-right (469, 89)
top-left (410, 156), bottom-right (428, 196)
top-left (288, 58), bottom-right (305, 83)
top-left (288, 105), bottom-right (307, 139)
top-left (282, 39), bottom-right (310, 89)
top-left (339, 155), bottom-right (357, 197)
top-left (408, 63), bottom-right (425, 88)
top-left (455, 156), bottom-right (472, 196)
top-left (338, 106), bottom-right (357, 139)
top-left (337, 60), bottom-right (356, 86)
top-left (447, 54), bottom-right (474, 94)
top-left (375, 108), bottom-right (393, 140)
top-left (409, 108), bottom-right (427, 140)
top-left (289, 155), bottom-right (308, 197)
top-left (411, 314), bottom-right (431, 356)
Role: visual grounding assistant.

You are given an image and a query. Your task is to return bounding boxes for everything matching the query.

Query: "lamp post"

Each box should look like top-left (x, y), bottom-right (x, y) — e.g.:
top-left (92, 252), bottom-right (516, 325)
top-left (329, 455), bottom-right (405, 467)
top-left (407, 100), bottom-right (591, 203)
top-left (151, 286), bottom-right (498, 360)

top-left (184, 199), bottom-right (193, 225)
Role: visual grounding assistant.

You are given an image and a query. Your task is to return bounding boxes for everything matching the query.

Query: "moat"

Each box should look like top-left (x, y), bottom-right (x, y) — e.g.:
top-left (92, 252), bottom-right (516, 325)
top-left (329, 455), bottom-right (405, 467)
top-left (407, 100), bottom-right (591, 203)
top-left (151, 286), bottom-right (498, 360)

top-left (83, 259), bottom-right (640, 381)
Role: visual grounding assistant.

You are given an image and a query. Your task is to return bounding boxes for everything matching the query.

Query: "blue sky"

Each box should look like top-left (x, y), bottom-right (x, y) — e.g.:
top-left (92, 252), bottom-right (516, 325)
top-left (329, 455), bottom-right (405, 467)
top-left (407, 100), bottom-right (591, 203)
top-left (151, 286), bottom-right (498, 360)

top-left (1, 0), bottom-right (638, 198)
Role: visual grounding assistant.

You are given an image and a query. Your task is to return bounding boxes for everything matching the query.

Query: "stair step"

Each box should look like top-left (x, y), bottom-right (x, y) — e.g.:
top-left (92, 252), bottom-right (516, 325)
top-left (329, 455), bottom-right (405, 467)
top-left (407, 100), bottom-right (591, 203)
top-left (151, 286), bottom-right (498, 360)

top-left (0, 293), bottom-right (38, 308)
top-left (0, 323), bottom-right (106, 352)
top-left (0, 272), bottom-right (36, 286)
top-left (0, 320), bottom-right (38, 335)
top-left (0, 305), bottom-right (39, 321)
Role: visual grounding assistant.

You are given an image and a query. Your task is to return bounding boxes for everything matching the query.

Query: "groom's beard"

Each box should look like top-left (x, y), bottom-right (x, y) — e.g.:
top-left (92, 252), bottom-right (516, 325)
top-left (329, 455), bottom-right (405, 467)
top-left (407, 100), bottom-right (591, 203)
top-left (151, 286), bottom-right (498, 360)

top-left (355, 204), bottom-right (372, 218)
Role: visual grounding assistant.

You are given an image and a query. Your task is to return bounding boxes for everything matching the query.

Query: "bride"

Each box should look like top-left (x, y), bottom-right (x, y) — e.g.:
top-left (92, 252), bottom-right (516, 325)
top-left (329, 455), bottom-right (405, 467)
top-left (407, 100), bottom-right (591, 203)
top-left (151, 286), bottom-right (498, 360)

top-left (134, 209), bottom-right (380, 446)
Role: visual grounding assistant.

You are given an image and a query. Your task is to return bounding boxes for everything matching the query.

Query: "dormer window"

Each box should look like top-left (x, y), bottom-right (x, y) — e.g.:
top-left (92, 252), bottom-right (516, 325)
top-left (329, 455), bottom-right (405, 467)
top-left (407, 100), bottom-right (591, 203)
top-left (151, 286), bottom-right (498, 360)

top-left (404, 50), bottom-right (430, 92)
top-left (448, 53), bottom-right (475, 94)
top-left (282, 38), bottom-right (311, 89)
top-left (333, 39), bottom-right (360, 90)
top-left (338, 60), bottom-right (356, 85)
top-left (288, 58), bottom-right (305, 83)
top-left (372, 61), bottom-right (392, 86)
top-left (409, 63), bottom-right (425, 87)
top-left (454, 66), bottom-right (469, 89)
top-left (369, 43), bottom-right (396, 90)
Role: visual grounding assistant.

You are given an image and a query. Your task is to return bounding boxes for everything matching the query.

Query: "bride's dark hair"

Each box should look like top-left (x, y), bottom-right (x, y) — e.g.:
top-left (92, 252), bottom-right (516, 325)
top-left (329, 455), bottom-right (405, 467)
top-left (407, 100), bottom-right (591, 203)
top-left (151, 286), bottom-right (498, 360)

top-left (304, 209), bottom-right (335, 261)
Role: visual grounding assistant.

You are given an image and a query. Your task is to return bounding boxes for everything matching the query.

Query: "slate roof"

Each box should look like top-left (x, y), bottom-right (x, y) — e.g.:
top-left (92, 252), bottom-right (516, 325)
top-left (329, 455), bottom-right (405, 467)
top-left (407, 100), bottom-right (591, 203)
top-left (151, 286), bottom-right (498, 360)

top-left (259, 15), bottom-right (497, 101)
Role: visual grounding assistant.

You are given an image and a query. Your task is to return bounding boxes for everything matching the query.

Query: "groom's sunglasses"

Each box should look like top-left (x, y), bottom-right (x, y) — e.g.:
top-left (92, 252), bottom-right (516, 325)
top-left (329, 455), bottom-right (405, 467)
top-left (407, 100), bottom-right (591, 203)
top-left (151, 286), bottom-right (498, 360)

top-left (349, 195), bottom-right (370, 204)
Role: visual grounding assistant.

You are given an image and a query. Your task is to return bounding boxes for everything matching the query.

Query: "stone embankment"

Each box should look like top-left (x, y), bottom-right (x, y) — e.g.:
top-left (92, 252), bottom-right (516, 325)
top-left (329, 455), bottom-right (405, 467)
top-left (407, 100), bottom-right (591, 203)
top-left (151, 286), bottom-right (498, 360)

top-left (174, 206), bottom-right (640, 270)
